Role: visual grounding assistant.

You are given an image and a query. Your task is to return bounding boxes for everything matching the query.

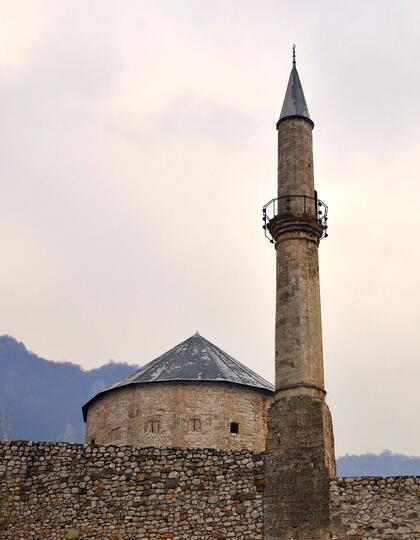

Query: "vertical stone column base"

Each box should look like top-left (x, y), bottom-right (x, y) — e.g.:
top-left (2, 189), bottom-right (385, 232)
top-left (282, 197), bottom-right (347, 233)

top-left (264, 394), bottom-right (336, 540)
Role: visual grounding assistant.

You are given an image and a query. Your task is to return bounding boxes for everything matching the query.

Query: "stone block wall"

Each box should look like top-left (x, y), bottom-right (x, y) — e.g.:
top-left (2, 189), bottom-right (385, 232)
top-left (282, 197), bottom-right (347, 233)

top-left (277, 118), bottom-right (314, 199)
top-left (0, 441), bottom-right (419, 539)
top-left (264, 395), bottom-right (335, 539)
top-left (330, 476), bottom-right (420, 539)
top-left (0, 441), bottom-right (264, 540)
top-left (85, 382), bottom-right (270, 451)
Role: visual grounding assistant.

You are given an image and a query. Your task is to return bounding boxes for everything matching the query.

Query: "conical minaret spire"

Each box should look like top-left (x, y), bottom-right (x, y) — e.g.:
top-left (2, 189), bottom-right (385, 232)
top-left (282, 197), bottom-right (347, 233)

top-left (263, 51), bottom-right (336, 539)
top-left (277, 45), bottom-right (313, 128)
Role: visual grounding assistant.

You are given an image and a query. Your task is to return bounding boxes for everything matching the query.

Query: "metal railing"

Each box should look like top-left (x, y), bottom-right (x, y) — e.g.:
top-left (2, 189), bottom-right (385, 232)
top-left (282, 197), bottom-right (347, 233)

top-left (262, 194), bottom-right (328, 243)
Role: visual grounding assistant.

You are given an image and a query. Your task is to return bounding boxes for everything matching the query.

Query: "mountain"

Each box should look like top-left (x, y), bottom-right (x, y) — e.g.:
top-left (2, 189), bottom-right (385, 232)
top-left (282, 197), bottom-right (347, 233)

top-left (1, 335), bottom-right (419, 477)
top-left (336, 450), bottom-right (420, 477)
top-left (0, 335), bottom-right (136, 443)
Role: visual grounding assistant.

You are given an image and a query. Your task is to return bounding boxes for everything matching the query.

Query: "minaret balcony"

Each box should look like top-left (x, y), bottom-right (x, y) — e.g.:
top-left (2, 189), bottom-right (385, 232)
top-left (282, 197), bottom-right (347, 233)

top-left (262, 194), bottom-right (328, 244)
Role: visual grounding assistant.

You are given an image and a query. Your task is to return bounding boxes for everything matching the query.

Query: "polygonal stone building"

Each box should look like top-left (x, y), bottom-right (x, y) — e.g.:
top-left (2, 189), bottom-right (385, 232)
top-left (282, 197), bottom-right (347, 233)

top-left (82, 332), bottom-right (273, 451)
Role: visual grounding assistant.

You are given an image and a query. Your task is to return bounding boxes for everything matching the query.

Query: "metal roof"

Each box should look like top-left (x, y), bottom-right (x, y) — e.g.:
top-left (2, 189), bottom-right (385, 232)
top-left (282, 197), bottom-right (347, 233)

top-left (277, 64), bottom-right (312, 128)
top-left (82, 332), bottom-right (273, 420)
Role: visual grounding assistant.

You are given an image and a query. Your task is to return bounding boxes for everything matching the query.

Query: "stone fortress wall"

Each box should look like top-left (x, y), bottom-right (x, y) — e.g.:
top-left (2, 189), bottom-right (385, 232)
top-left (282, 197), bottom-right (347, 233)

top-left (1, 441), bottom-right (419, 540)
top-left (85, 381), bottom-right (270, 452)
top-left (1, 441), bottom-right (264, 540)
top-left (330, 476), bottom-right (419, 539)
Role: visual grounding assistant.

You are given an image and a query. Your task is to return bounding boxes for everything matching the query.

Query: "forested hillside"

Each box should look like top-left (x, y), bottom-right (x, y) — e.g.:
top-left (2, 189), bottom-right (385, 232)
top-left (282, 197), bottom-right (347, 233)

top-left (1, 335), bottom-right (419, 477)
top-left (0, 335), bottom-right (136, 443)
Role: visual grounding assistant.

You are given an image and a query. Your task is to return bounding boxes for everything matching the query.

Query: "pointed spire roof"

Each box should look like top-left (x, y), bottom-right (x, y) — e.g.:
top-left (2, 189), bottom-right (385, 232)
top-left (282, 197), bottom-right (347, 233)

top-left (82, 333), bottom-right (273, 420)
top-left (277, 46), bottom-right (313, 129)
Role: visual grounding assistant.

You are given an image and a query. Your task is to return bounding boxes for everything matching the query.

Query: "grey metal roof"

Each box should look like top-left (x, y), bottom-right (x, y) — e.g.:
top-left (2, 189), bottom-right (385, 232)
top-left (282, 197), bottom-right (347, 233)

top-left (82, 332), bottom-right (273, 420)
top-left (277, 65), bottom-right (312, 128)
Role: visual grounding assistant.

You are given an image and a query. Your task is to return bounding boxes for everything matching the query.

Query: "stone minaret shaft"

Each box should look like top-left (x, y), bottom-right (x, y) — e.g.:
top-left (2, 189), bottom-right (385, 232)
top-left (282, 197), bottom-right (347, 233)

top-left (264, 56), bottom-right (336, 540)
top-left (275, 117), bottom-right (324, 393)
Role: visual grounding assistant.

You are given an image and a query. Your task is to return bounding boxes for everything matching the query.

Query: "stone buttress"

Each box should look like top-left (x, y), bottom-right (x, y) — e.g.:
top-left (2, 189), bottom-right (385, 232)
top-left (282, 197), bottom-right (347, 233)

top-left (263, 53), bottom-right (336, 540)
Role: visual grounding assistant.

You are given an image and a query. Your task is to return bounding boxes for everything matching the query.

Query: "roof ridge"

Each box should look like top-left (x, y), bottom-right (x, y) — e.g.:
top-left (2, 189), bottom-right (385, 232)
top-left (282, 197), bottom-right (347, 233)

top-left (196, 333), bottom-right (209, 379)
top-left (175, 334), bottom-right (202, 381)
top-left (106, 335), bottom-right (191, 390)
top-left (200, 335), bottom-right (273, 389)
top-left (201, 336), bottom-right (249, 385)
top-left (196, 333), bottom-right (225, 379)
top-left (140, 335), bottom-right (195, 381)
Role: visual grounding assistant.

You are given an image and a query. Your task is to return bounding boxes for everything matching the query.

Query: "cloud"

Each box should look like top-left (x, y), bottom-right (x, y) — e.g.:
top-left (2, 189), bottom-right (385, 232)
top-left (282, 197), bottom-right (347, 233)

top-left (0, 0), bottom-right (419, 457)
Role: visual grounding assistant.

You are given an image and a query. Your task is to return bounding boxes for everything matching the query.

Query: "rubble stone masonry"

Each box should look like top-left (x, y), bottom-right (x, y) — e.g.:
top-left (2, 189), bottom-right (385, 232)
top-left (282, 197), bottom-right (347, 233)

top-left (85, 381), bottom-right (270, 451)
top-left (0, 441), bottom-right (419, 539)
top-left (330, 476), bottom-right (420, 539)
top-left (0, 441), bottom-right (264, 540)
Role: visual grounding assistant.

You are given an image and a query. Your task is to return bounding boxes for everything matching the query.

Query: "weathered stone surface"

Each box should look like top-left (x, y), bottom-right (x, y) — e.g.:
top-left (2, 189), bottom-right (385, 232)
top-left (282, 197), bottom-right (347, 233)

top-left (0, 441), bottom-right (264, 539)
top-left (266, 110), bottom-right (334, 539)
top-left (265, 395), bottom-right (336, 539)
top-left (86, 381), bottom-right (271, 451)
top-left (330, 476), bottom-right (420, 539)
top-left (273, 118), bottom-right (325, 393)
top-left (274, 235), bottom-right (324, 391)
top-left (277, 118), bottom-right (314, 199)
top-left (0, 442), bottom-right (418, 539)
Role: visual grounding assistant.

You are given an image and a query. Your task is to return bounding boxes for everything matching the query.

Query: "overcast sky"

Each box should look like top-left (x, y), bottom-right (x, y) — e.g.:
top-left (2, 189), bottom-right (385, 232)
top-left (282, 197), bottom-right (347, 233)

top-left (1, 0), bottom-right (419, 457)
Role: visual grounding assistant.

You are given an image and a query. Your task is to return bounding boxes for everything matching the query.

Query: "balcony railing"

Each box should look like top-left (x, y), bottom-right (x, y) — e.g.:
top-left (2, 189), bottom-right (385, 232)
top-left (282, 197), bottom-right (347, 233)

top-left (262, 194), bottom-right (328, 243)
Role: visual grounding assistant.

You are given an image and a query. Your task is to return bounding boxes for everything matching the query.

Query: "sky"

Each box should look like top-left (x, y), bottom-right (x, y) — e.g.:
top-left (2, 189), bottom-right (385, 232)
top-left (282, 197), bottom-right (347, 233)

top-left (0, 0), bottom-right (419, 457)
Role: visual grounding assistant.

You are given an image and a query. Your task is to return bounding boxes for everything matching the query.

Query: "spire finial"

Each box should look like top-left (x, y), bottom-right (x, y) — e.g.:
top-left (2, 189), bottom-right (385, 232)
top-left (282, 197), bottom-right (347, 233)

top-left (292, 44), bottom-right (296, 67)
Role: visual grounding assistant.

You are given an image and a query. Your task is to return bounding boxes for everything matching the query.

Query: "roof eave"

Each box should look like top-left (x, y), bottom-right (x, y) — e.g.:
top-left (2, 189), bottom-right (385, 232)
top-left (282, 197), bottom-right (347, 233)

top-left (82, 378), bottom-right (274, 422)
top-left (276, 114), bottom-right (314, 130)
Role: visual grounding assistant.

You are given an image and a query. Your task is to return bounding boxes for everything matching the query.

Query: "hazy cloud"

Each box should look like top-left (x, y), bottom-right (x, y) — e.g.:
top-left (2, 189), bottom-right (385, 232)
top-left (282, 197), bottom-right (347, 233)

top-left (0, 0), bottom-right (419, 457)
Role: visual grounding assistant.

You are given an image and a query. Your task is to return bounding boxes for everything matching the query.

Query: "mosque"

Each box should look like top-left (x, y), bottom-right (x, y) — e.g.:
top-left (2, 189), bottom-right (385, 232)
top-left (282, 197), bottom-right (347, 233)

top-left (82, 332), bottom-right (274, 451)
top-left (81, 47), bottom-right (336, 538)
top-left (78, 47), bottom-right (334, 539)
top-left (1, 49), bottom-right (417, 540)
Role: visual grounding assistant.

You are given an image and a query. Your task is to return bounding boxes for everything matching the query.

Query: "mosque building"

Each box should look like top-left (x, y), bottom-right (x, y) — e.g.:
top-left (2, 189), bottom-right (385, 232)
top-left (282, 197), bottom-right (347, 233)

top-left (83, 332), bottom-right (273, 451)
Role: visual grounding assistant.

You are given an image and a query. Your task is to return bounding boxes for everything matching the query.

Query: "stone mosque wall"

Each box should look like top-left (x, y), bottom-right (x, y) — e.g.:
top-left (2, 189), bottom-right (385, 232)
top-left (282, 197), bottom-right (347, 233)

top-left (1, 441), bottom-right (419, 540)
top-left (85, 381), bottom-right (270, 452)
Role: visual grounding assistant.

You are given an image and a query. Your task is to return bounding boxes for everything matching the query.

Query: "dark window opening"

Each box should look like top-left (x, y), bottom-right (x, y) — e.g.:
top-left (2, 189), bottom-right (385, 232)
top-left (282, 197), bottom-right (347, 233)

top-left (189, 418), bottom-right (201, 432)
top-left (230, 422), bottom-right (239, 434)
top-left (111, 427), bottom-right (121, 440)
top-left (145, 420), bottom-right (161, 434)
top-left (90, 438), bottom-right (96, 445)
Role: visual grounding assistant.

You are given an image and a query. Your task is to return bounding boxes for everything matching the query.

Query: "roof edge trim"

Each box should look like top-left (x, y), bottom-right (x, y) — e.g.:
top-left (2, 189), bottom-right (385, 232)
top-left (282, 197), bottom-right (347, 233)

top-left (276, 115), bottom-right (314, 130)
top-left (82, 378), bottom-right (274, 422)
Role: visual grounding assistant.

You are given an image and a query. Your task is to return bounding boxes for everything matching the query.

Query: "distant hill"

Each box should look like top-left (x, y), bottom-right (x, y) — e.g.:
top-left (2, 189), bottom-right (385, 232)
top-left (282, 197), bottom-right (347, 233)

top-left (0, 335), bottom-right (136, 443)
top-left (1, 335), bottom-right (419, 477)
top-left (337, 450), bottom-right (420, 477)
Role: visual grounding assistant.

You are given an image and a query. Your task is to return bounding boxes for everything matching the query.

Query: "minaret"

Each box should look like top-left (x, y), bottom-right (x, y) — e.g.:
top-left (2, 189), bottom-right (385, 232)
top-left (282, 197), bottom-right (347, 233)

top-left (263, 47), bottom-right (336, 539)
